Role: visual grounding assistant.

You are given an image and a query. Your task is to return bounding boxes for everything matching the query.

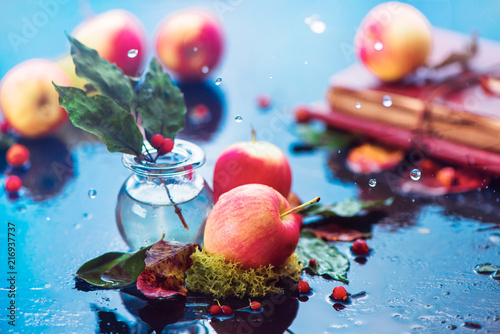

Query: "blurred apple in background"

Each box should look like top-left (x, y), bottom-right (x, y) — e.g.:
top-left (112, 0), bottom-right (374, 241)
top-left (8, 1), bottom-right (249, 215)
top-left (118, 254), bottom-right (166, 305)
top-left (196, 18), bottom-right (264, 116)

top-left (204, 184), bottom-right (302, 269)
top-left (354, 2), bottom-right (432, 82)
top-left (213, 132), bottom-right (292, 201)
top-left (0, 59), bottom-right (71, 138)
top-left (155, 9), bottom-right (224, 81)
top-left (70, 9), bottom-right (147, 78)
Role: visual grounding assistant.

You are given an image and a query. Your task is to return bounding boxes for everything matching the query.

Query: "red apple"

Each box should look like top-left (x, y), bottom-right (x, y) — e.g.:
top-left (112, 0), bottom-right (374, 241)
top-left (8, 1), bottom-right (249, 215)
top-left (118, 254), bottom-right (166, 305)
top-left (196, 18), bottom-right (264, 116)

top-left (0, 59), bottom-right (71, 138)
top-left (204, 184), bottom-right (304, 269)
top-left (72, 9), bottom-right (147, 77)
top-left (355, 2), bottom-right (432, 81)
top-left (213, 136), bottom-right (292, 202)
top-left (155, 9), bottom-right (224, 81)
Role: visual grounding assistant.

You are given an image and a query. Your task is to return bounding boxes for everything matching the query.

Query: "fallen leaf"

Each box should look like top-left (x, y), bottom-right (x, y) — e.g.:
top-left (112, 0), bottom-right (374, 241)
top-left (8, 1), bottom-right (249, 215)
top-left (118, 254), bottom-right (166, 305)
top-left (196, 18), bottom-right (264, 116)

top-left (137, 240), bottom-right (199, 299)
top-left (300, 197), bottom-right (393, 218)
top-left (346, 143), bottom-right (405, 174)
top-left (295, 230), bottom-right (349, 283)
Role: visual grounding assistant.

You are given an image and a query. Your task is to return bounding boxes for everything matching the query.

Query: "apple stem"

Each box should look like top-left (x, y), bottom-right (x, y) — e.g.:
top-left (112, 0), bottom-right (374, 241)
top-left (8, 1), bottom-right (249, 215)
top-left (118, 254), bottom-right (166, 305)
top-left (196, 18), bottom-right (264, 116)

top-left (251, 127), bottom-right (256, 143)
top-left (280, 197), bottom-right (320, 219)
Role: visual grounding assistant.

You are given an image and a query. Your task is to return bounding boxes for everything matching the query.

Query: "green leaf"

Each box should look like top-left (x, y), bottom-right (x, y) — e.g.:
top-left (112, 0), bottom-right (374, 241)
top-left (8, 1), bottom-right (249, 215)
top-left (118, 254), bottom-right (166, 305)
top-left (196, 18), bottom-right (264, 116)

top-left (76, 247), bottom-right (151, 288)
top-left (301, 197), bottom-right (393, 218)
top-left (67, 34), bottom-right (134, 111)
top-left (296, 124), bottom-right (353, 150)
top-left (295, 230), bottom-right (349, 283)
top-left (54, 85), bottom-right (143, 155)
top-left (0, 133), bottom-right (14, 150)
top-left (136, 59), bottom-right (186, 140)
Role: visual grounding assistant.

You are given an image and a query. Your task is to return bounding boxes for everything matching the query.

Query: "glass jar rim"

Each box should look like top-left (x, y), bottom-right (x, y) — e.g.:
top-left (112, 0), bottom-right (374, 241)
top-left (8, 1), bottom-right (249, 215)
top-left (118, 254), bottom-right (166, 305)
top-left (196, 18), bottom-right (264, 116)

top-left (122, 139), bottom-right (205, 177)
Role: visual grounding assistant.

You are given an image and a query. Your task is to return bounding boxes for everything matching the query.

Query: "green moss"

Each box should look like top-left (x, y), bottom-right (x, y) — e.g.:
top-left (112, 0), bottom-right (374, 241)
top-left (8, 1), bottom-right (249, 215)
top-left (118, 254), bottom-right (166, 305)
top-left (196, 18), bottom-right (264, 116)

top-left (185, 249), bottom-right (303, 298)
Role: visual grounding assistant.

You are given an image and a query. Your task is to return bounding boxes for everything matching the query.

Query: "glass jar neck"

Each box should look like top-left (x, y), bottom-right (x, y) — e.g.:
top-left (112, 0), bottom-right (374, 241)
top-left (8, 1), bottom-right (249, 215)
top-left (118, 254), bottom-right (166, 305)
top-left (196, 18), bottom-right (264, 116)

top-left (122, 139), bottom-right (205, 178)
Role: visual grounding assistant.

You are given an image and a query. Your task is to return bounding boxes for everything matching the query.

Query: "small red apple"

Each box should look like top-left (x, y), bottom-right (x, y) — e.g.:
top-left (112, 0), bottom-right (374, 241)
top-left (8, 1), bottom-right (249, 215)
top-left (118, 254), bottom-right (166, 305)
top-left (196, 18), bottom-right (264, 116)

top-left (72, 9), bottom-right (147, 77)
top-left (213, 133), bottom-right (292, 202)
top-left (355, 2), bottom-right (432, 81)
top-left (155, 9), bottom-right (224, 81)
top-left (204, 184), bottom-right (317, 269)
top-left (0, 59), bottom-right (71, 138)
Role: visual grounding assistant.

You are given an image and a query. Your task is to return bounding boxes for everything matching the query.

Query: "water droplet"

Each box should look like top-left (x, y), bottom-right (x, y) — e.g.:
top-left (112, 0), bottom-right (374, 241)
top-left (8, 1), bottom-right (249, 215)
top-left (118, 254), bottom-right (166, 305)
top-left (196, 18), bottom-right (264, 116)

top-left (83, 212), bottom-right (92, 220)
top-left (374, 41), bottom-right (384, 51)
top-left (310, 20), bottom-right (326, 34)
top-left (304, 61), bottom-right (308, 65)
top-left (74, 223), bottom-right (81, 230)
top-left (355, 102), bottom-right (361, 109)
top-left (382, 95), bottom-right (393, 107)
top-left (127, 49), bottom-right (138, 58)
top-left (44, 284), bottom-right (51, 289)
top-left (304, 17), bottom-right (312, 25)
top-left (215, 78), bottom-right (222, 85)
top-left (201, 66), bottom-right (209, 74)
top-left (46, 217), bottom-right (51, 221)
top-left (410, 169), bottom-right (421, 181)
top-left (88, 189), bottom-right (97, 199)
top-left (235, 115), bottom-right (243, 123)
top-left (193, 47), bottom-right (198, 52)
top-left (16, 205), bottom-right (27, 213)
top-left (369, 179), bottom-right (377, 187)
top-left (269, 75), bottom-right (273, 79)
top-left (412, 198), bottom-right (415, 203)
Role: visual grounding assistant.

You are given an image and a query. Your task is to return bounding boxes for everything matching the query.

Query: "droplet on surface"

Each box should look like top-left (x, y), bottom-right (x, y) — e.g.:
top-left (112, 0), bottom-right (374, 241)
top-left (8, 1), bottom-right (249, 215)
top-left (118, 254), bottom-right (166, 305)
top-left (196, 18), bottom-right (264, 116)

top-left (369, 179), bottom-right (377, 187)
top-left (88, 189), bottom-right (97, 199)
top-left (127, 49), bottom-right (138, 58)
top-left (309, 20), bottom-right (326, 34)
top-left (83, 212), bottom-right (93, 220)
top-left (304, 61), bottom-right (308, 64)
top-left (374, 41), bottom-right (384, 51)
top-left (382, 95), bottom-right (393, 107)
top-left (201, 66), bottom-right (209, 74)
top-left (235, 115), bottom-right (243, 123)
top-left (16, 205), bottom-right (27, 213)
top-left (410, 169), bottom-right (421, 181)
top-left (355, 102), bottom-right (361, 109)
top-left (215, 78), bottom-right (222, 85)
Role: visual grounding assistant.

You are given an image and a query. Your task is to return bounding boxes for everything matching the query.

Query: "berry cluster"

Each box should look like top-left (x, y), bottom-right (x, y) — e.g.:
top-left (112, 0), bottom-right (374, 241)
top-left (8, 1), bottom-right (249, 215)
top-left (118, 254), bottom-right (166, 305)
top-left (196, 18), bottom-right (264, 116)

top-left (151, 134), bottom-right (174, 155)
top-left (209, 299), bottom-right (262, 318)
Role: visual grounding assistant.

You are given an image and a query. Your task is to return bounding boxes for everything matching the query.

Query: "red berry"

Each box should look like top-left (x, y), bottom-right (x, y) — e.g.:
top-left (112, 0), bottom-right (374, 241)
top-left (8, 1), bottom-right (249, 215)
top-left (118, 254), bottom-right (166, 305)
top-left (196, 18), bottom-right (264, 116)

top-left (193, 104), bottom-right (209, 118)
top-left (6, 144), bottom-right (30, 168)
top-left (295, 107), bottom-right (310, 123)
top-left (308, 258), bottom-right (319, 270)
top-left (151, 134), bottom-right (164, 148)
top-left (331, 286), bottom-right (348, 301)
top-left (250, 301), bottom-right (261, 311)
top-left (5, 175), bottom-right (22, 193)
top-left (297, 280), bottom-right (310, 293)
top-left (352, 239), bottom-right (370, 255)
top-left (159, 138), bottom-right (174, 154)
top-left (221, 305), bottom-right (233, 316)
top-left (209, 305), bottom-right (222, 315)
top-left (256, 94), bottom-right (272, 110)
top-left (0, 120), bottom-right (10, 134)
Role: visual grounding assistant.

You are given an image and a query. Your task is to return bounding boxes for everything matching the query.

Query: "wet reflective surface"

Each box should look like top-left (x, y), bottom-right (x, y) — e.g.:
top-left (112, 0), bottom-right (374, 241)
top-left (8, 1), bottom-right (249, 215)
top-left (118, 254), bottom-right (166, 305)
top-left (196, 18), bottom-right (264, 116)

top-left (1, 1), bottom-right (500, 333)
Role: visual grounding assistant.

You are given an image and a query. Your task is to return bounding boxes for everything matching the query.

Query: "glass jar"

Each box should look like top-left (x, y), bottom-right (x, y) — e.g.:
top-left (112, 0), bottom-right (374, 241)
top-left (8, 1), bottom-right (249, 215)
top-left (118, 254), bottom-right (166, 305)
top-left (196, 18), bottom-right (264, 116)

top-left (116, 139), bottom-right (214, 250)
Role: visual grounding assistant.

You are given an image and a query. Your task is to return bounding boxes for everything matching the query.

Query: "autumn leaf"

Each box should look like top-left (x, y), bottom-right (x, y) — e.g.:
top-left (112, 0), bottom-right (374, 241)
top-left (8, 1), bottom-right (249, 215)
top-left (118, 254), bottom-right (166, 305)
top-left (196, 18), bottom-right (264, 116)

top-left (137, 239), bottom-right (199, 299)
top-left (308, 224), bottom-right (371, 242)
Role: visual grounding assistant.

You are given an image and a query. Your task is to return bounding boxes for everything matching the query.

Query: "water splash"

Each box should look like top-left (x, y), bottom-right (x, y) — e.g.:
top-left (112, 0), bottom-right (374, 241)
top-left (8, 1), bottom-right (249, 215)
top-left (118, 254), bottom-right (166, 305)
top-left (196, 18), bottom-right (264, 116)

top-left (127, 49), bottom-right (138, 58)
top-left (410, 169), bottom-right (421, 181)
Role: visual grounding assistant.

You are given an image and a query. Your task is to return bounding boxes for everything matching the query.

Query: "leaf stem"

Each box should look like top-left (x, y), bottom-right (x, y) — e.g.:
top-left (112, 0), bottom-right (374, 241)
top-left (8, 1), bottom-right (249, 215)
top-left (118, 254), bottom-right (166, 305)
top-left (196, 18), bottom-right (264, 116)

top-left (280, 197), bottom-right (320, 219)
top-left (160, 179), bottom-right (189, 230)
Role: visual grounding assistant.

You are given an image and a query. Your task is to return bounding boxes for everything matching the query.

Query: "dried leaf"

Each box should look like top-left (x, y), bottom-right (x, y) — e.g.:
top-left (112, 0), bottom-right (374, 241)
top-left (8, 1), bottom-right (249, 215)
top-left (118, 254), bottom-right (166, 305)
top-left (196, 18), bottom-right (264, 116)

top-left (137, 240), bottom-right (199, 299)
top-left (346, 143), bottom-right (404, 174)
top-left (308, 224), bottom-right (371, 241)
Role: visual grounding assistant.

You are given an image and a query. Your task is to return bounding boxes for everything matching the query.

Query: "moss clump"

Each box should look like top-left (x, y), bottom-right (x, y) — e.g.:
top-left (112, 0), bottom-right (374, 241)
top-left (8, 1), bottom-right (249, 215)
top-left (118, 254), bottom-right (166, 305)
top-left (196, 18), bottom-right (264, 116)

top-left (185, 249), bottom-right (303, 298)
